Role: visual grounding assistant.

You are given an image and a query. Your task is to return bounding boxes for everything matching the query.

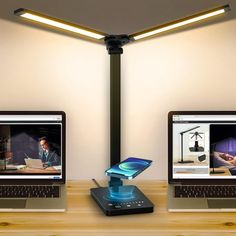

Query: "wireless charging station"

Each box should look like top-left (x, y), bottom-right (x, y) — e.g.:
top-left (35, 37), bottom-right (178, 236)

top-left (91, 177), bottom-right (154, 216)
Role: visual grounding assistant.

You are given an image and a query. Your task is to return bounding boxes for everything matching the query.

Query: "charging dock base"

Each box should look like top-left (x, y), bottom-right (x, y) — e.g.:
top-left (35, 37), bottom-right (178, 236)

top-left (90, 185), bottom-right (154, 216)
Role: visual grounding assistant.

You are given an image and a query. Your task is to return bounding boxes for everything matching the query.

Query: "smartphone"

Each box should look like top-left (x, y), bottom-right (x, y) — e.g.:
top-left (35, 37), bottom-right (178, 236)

top-left (105, 157), bottom-right (152, 180)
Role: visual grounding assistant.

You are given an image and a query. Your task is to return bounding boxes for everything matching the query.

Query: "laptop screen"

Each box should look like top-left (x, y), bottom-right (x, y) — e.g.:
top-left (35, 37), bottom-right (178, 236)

top-left (170, 112), bottom-right (236, 180)
top-left (0, 112), bottom-right (65, 181)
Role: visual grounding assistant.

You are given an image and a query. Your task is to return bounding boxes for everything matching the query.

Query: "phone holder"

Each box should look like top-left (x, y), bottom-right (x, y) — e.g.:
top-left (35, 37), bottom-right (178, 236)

top-left (90, 162), bottom-right (154, 216)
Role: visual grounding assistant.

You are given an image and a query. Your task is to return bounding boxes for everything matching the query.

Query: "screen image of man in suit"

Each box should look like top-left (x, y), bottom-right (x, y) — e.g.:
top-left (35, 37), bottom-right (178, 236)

top-left (39, 137), bottom-right (60, 167)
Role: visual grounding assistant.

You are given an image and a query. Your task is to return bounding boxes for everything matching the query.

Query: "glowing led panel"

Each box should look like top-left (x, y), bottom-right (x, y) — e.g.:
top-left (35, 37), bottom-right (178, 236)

top-left (15, 9), bottom-right (105, 40)
top-left (132, 5), bottom-right (230, 40)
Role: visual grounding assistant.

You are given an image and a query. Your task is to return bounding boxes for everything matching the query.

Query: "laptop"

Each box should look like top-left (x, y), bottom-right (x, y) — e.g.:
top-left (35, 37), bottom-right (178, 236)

top-left (0, 111), bottom-right (66, 212)
top-left (24, 158), bottom-right (44, 169)
top-left (168, 111), bottom-right (236, 212)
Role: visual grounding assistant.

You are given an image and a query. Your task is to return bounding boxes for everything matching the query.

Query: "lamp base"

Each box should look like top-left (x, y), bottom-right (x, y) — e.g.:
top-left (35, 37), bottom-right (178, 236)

top-left (210, 168), bottom-right (225, 174)
top-left (178, 160), bottom-right (194, 164)
top-left (90, 185), bottom-right (154, 216)
top-left (189, 147), bottom-right (204, 152)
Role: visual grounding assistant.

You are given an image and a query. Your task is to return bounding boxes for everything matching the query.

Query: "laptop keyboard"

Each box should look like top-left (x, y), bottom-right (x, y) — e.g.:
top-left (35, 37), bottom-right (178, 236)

top-left (175, 185), bottom-right (236, 198)
top-left (0, 185), bottom-right (60, 198)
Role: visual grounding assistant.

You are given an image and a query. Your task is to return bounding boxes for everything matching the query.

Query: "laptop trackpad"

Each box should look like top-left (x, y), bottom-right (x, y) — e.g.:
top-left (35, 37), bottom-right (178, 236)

top-left (0, 200), bottom-right (26, 208)
top-left (208, 199), bottom-right (236, 208)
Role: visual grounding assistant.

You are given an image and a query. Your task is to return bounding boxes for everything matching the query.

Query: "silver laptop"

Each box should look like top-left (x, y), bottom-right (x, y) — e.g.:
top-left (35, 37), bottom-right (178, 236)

top-left (0, 111), bottom-right (66, 212)
top-left (168, 111), bottom-right (236, 212)
top-left (24, 158), bottom-right (44, 169)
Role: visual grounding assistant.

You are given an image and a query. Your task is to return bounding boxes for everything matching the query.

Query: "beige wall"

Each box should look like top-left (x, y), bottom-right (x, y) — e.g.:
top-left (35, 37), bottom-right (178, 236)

top-left (1, 18), bottom-right (236, 180)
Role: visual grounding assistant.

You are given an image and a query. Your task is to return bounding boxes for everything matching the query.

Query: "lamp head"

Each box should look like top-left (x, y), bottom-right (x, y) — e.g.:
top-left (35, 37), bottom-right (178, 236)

top-left (14, 5), bottom-right (231, 46)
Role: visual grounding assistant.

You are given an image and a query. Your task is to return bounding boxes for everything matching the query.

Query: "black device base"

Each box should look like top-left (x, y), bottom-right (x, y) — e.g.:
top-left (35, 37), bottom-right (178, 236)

top-left (198, 154), bottom-right (206, 162)
top-left (178, 160), bottom-right (194, 164)
top-left (90, 185), bottom-right (154, 216)
top-left (210, 169), bottom-right (225, 174)
top-left (189, 147), bottom-right (204, 152)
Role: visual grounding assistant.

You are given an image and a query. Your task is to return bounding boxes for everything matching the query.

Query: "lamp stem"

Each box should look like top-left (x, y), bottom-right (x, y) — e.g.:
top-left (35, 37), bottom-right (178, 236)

top-left (110, 54), bottom-right (121, 167)
top-left (181, 133), bottom-right (183, 162)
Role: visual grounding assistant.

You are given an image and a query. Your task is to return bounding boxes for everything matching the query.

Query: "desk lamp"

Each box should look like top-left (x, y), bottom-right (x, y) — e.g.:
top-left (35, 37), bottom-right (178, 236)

top-left (14, 4), bottom-right (231, 215)
top-left (189, 131), bottom-right (205, 152)
top-left (179, 126), bottom-right (200, 163)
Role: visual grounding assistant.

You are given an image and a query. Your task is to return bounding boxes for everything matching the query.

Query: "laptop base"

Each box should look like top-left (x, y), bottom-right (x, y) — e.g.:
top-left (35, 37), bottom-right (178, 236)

top-left (0, 184), bottom-right (67, 212)
top-left (90, 185), bottom-right (154, 216)
top-left (168, 185), bottom-right (236, 212)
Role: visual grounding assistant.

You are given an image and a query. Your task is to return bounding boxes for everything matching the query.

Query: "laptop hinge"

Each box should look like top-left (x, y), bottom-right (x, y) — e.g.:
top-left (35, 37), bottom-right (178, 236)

top-left (53, 181), bottom-right (64, 185)
top-left (170, 182), bottom-right (181, 185)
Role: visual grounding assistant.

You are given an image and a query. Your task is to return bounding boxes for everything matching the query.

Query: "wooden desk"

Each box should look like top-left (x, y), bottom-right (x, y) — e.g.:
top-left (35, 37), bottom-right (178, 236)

top-left (0, 180), bottom-right (236, 235)
top-left (0, 166), bottom-right (60, 174)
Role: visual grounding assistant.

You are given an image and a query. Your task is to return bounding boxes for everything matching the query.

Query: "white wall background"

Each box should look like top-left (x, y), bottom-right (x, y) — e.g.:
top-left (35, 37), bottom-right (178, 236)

top-left (0, 18), bottom-right (236, 180)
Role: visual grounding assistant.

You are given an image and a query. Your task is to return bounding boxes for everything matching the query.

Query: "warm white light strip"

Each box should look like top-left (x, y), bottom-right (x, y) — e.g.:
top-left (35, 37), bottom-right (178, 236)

top-left (20, 12), bottom-right (105, 40)
top-left (133, 8), bottom-right (225, 40)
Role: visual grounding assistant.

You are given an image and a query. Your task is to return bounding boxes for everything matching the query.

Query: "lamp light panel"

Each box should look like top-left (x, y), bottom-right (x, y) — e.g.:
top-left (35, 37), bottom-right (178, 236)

top-left (131, 4), bottom-right (230, 41)
top-left (14, 8), bottom-right (106, 40)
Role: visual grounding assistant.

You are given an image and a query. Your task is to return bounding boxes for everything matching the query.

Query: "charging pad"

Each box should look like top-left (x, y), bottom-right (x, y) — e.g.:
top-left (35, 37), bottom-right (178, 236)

top-left (90, 185), bottom-right (154, 216)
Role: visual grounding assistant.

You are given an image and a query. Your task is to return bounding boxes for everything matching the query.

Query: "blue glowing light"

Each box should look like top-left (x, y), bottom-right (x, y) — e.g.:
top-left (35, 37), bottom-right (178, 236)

top-left (105, 185), bottom-right (136, 202)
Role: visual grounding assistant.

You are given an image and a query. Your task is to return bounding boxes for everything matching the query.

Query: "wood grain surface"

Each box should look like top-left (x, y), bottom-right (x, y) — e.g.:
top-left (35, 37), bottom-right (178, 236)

top-left (0, 180), bottom-right (235, 235)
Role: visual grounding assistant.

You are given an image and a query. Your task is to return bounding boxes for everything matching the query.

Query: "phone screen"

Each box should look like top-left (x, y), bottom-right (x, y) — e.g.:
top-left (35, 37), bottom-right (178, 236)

top-left (105, 157), bottom-right (152, 179)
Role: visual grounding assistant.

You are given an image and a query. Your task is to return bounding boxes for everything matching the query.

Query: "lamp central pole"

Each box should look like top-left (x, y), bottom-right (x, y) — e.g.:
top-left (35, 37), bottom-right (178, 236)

top-left (109, 54), bottom-right (123, 187)
top-left (105, 35), bottom-right (131, 187)
top-left (180, 133), bottom-right (184, 163)
top-left (110, 54), bottom-right (121, 167)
